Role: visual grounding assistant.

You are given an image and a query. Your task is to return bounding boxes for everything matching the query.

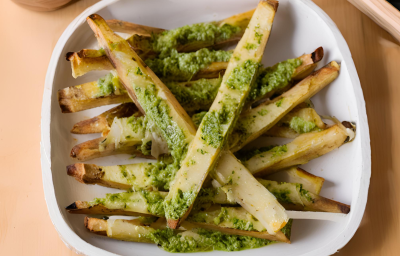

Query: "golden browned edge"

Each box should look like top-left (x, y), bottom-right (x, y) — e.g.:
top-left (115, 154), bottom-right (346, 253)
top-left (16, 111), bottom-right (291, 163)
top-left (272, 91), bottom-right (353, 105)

top-left (85, 217), bottom-right (108, 236)
top-left (67, 201), bottom-right (155, 217)
top-left (71, 103), bottom-right (138, 133)
top-left (185, 222), bottom-right (290, 243)
top-left (66, 51), bottom-right (114, 78)
top-left (307, 194), bottom-right (351, 214)
top-left (106, 19), bottom-right (166, 35)
top-left (296, 167), bottom-right (325, 193)
top-left (265, 0), bottom-right (279, 11)
top-left (70, 137), bottom-right (152, 161)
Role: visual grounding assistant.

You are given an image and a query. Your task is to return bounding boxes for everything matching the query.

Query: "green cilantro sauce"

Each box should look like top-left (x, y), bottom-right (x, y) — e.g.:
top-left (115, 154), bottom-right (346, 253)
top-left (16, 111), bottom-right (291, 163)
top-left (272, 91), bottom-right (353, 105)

top-left (200, 94), bottom-right (239, 148)
top-left (151, 22), bottom-right (241, 58)
top-left (145, 48), bottom-right (232, 81)
top-left (134, 83), bottom-right (189, 176)
top-left (96, 72), bottom-right (124, 97)
top-left (226, 60), bottom-right (260, 91)
top-left (249, 58), bottom-right (302, 101)
top-left (270, 145), bottom-right (288, 157)
top-left (297, 184), bottom-right (315, 203)
top-left (289, 116), bottom-right (318, 134)
top-left (263, 182), bottom-right (293, 204)
top-left (141, 190), bottom-right (165, 216)
top-left (164, 189), bottom-right (196, 220)
top-left (147, 228), bottom-right (275, 252)
top-left (166, 78), bottom-right (221, 112)
top-left (90, 190), bottom-right (165, 216)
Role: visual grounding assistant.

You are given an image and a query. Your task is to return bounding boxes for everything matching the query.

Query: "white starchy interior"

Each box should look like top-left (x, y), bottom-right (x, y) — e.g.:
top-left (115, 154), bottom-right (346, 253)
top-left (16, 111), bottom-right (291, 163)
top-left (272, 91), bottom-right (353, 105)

top-left (41, 0), bottom-right (370, 255)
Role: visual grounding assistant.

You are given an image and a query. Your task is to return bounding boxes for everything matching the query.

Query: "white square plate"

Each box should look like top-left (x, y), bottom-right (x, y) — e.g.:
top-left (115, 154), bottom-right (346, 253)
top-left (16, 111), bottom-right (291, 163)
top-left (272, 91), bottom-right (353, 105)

top-left (41, 0), bottom-right (371, 255)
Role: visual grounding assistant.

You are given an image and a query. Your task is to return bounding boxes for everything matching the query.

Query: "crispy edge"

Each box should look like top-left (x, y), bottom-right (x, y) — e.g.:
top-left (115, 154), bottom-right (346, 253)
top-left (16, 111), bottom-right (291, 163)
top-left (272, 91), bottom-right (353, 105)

top-left (67, 201), bottom-right (154, 217)
top-left (70, 137), bottom-right (152, 161)
top-left (66, 163), bottom-right (133, 190)
top-left (106, 19), bottom-right (165, 35)
top-left (70, 103), bottom-right (138, 133)
top-left (85, 217), bottom-right (107, 236)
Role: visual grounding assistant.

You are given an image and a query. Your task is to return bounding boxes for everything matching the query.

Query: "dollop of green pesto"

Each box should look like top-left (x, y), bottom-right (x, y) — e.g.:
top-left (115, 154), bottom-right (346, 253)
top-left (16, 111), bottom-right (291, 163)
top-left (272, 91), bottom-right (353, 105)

top-left (232, 218), bottom-right (255, 231)
top-left (249, 58), bottom-right (302, 101)
top-left (200, 111), bottom-right (223, 148)
top-left (289, 116), bottom-right (317, 134)
top-left (151, 22), bottom-right (241, 58)
top-left (143, 156), bottom-right (178, 190)
top-left (200, 97), bottom-right (239, 148)
top-left (191, 111), bottom-right (208, 128)
top-left (281, 219), bottom-right (293, 239)
top-left (96, 72), bottom-right (123, 97)
top-left (164, 189), bottom-right (196, 220)
top-left (213, 207), bottom-right (229, 225)
top-left (147, 228), bottom-right (275, 253)
top-left (134, 84), bottom-right (189, 182)
top-left (141, 190), bottom-right (165, 216)
top-left (166, 78), bottom-right (221, 112)
top-left (89, 190), bottom-right (166, 216)
top-left (272, 189), bottom-right (293, 204)
top-left (226, 60), bottom-right (260, 91)
top-left (269, 145), bottom-right (288, 157)
top-left (145, 48), bottom-right (232, 81)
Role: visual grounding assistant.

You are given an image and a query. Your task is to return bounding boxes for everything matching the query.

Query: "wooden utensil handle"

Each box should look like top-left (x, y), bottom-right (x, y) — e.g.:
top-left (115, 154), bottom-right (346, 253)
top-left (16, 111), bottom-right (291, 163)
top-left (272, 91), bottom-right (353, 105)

top-left (348, 0), bottom-right (400, 42)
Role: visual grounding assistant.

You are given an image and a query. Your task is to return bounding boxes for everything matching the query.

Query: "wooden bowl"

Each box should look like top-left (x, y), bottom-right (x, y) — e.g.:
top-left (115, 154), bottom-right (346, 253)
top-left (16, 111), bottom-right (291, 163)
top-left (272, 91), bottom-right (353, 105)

top-left (11, 0), bottom-right (75, 11)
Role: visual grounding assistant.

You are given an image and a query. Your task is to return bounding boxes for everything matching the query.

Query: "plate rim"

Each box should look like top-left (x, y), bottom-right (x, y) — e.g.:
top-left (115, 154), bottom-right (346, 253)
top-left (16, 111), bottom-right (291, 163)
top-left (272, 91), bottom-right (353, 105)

top-left (40, 0), bottom-right (371, 255)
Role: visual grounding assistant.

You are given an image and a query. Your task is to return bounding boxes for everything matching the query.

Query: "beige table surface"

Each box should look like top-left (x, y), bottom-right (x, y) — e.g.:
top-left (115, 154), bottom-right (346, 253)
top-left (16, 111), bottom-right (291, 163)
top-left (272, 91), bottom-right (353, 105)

top-left (0, 0), bottom-right (399, 255)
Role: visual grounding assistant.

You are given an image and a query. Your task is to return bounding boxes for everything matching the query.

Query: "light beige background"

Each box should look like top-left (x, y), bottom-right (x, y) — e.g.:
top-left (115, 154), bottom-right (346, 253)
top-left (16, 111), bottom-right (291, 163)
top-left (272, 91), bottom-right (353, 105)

top-left (0, 0), bottom-right (398, 255)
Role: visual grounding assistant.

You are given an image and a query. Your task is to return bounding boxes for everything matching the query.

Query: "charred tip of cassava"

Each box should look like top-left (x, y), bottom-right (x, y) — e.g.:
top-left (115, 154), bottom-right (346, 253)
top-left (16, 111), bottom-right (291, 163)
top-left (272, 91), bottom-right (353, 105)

top-left (59, 103), bottom-right (73, 113)
top-left (67, 163), bottom-right (85, 180)
top-left (266, 0), bottom-right (279, 11)
top-left (65, 52), bottom-right (75, 61)
top-left (167, 219), bottom-right (180, 229)
top-left (341, 121), bottom-right (356, 143)
top-left (70, 147), bottom-right (78, 158)
top-left (342, 121), bottom-right (356, 130)
top-left (311, 47), bottom-right (324, 63)
top-left (339, 203), bottom-right (351, 214)
top-left (87, 14), bottom-right (101, 21)
top-left (84, 216), bottom-right (89, 227)
top-left (66, 202), bottom-right (77, 210)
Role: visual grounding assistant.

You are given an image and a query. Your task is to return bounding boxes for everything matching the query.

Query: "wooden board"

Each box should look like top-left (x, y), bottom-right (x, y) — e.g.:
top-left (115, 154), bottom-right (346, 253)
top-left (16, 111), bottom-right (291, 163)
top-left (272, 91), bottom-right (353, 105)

top-left (0, 0), bottom-right (398, 255)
